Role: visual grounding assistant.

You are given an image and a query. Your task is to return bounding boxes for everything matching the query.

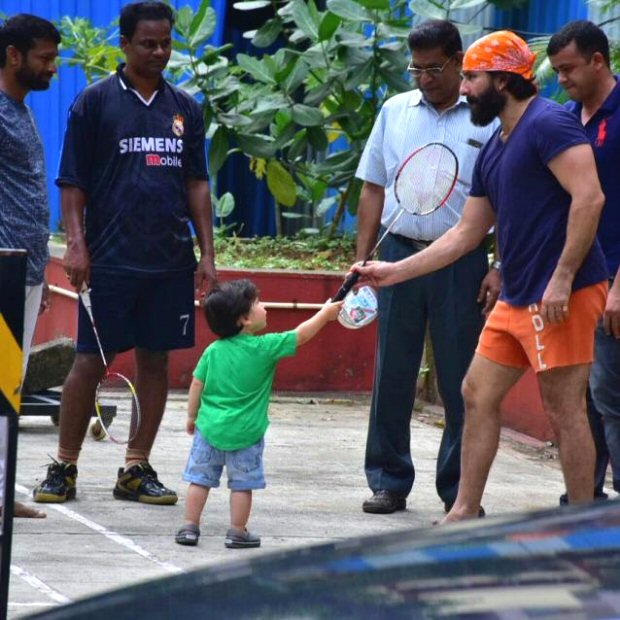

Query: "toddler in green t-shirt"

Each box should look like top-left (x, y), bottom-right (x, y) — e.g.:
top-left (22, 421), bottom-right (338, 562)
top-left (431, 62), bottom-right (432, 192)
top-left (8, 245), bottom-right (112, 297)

top-left (175, 278), bottom-right (342, 548)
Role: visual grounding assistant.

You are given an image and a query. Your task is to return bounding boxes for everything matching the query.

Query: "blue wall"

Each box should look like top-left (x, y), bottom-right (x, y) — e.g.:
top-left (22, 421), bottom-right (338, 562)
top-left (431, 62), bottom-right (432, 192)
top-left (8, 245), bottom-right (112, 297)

top-left (494, 0), bottom-right (588, 35)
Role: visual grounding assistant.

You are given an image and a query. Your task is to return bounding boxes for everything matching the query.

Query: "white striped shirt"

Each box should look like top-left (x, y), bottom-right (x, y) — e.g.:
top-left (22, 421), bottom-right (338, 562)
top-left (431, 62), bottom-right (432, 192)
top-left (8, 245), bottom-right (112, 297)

top-left (356, 89), bottom-right (499, 240)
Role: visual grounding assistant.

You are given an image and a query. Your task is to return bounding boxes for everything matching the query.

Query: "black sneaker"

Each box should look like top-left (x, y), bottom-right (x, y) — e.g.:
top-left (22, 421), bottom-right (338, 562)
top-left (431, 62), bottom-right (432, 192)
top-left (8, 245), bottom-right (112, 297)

top-left (33, 460), bottom-right (78, 503)
top-left (113, 461), bottom-right (178, 505)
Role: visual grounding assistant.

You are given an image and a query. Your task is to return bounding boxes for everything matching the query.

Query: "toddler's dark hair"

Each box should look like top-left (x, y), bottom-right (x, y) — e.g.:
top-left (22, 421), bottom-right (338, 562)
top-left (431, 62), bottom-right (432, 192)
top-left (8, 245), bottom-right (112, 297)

top-left (204, 279), bottom-right (258, 338)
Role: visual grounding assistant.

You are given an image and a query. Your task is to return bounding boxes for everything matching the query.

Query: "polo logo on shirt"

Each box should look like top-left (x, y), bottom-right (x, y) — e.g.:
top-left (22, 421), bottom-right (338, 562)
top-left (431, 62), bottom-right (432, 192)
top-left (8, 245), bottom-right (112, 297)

top-left (172, 114), bottom-right (185, 137)
top-left (595, 117), bottom-right (609, 147)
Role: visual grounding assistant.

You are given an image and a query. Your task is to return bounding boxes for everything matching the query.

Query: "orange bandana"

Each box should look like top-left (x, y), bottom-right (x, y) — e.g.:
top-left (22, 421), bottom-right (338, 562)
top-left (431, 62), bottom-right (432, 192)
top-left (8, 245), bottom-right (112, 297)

top-left (463, 30), bottom-right (537, 79)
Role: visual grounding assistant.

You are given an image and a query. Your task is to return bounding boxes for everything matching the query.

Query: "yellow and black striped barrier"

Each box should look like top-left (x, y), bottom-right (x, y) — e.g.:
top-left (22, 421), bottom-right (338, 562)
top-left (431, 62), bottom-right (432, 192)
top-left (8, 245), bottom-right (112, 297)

top-left (0, 250), bottom-right (25, 413)
top-left (0, 248), bottom-right (26, 616)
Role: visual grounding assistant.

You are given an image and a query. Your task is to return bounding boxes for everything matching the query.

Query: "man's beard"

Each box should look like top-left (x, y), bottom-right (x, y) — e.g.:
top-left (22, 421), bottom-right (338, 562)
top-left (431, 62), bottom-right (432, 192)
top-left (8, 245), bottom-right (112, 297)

top-left (467, 85), bottom-right (506, 126)
top-left (16, 65), bottom-right (52, 91)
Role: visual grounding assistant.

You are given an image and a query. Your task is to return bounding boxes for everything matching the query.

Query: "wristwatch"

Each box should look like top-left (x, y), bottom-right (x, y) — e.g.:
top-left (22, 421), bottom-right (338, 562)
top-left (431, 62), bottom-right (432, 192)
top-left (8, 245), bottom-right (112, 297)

top-left (491, 260), bottom-right (502, 270)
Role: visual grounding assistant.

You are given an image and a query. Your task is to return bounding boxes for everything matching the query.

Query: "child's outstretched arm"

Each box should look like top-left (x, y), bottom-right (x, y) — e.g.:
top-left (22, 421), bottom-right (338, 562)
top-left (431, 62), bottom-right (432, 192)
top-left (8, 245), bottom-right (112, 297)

top-left (187, 377), bottom-right (204, 435)
top-left (295, 298), bottom-right (343, 346)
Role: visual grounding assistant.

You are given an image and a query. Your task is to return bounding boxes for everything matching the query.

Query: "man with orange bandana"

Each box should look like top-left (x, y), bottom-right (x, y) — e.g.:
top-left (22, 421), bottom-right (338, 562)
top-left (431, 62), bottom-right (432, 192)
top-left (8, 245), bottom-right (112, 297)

top-left (350, 30), bottom-right (608, 522)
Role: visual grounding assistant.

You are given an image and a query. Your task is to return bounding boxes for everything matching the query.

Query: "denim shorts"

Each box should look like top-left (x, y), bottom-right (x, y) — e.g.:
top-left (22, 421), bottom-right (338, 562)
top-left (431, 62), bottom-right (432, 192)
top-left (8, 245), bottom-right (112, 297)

top-left (182, 433), bottom-right (266, 491)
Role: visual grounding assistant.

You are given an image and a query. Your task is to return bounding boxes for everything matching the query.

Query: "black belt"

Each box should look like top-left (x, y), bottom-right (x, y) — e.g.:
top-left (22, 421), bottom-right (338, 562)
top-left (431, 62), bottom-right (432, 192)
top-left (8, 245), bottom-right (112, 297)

top-left (389, 233), bottom-right (434, 251)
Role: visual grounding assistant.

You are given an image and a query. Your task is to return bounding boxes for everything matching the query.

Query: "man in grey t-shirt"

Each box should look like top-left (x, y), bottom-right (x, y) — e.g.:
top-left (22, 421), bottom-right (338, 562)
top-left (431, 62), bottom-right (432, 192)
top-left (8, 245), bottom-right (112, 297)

top-left (0, 14), bottom-right (59, 518)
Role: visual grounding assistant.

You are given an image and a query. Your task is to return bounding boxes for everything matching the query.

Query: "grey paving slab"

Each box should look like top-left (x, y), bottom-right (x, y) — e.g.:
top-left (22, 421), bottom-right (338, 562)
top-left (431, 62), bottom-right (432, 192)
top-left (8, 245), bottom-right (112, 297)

top-left (6, 392), bottom-right (598, 618)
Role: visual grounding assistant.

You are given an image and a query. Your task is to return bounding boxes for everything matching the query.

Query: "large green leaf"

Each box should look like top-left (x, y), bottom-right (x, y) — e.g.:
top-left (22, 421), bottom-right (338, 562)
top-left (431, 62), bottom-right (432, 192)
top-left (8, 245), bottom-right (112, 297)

top-left (283, 59), bottom-right (309, 93)
top-left (254, 93), bottom-right (290, 113)
top-left (408, 0), bottom-right (446, 19)
top-left (318, 12), bottom-right (341, 41)
top-left (378, 46), bottom-right (408, 67)
top-left (218, 112), bottom-right (254, 128)
top-left (216, 192), bottom-right (235, 218)
top-left (287, 129), bottom-right (309, 161)
top-left (232, 0), bottom-right (271, 9)
top-left (307, 125), bottom-right (329, 150)
top-left (378, 65), bottom-right (411, 92)
top-left (209, 125), bottom-right (230, 175)
top-left (252, 18), bottom-right (283, 47)
top-left (291, 0), bottom-right (319, 41)
top-left (189, 3), bottom-right (216, 47)
top-left (347, 178), bottom-right (363, 215)
top-left (175, 6), bottom-right (194, 38)
top-left (377, 23), bottom-right (415, 38)
top-left (321, 148), bottom-right (358, 169)
top-left (327, 0), bottom-right (371, 21)
top-left (357, 0), bottom-right (390, 8)
top-left (266, 161), bottom-right (298, 207)
top-left (236, 133), bottom-right (277, 158)
top-left (292, 104), bottom-right (325, 126)
top-left (237, 53), bottom-right (277, 84)
top-left (303, 80), bottom-right (335, 106)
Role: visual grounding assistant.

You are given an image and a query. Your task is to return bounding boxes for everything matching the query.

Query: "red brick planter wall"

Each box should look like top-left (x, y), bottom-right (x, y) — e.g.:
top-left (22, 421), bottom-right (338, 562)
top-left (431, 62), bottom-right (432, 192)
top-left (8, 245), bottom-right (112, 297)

top-left (36, 258), bottom-right (377, 393)
top-left (37, 257), bottom-right (553, 440)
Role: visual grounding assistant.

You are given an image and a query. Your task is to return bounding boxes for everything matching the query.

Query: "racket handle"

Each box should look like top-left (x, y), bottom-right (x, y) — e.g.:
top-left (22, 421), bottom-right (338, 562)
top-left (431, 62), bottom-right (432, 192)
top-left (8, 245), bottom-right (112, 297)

top-left (333, 271), bottom-right (361, 302)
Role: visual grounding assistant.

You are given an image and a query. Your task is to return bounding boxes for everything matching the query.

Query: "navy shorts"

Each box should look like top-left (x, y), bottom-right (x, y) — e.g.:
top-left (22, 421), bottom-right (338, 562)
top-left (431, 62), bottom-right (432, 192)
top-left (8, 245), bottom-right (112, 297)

top-left (182, 434), bottom-right (266, 491)
top-left (77, 271), bottom-right (195, 354)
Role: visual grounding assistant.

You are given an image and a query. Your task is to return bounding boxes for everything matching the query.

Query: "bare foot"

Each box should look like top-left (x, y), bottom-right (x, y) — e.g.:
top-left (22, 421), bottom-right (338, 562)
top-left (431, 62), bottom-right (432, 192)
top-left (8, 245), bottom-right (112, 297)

top-left (435, 506), bottom-right (483, 526)
top-left (14, 501), bottom-right (47, 518)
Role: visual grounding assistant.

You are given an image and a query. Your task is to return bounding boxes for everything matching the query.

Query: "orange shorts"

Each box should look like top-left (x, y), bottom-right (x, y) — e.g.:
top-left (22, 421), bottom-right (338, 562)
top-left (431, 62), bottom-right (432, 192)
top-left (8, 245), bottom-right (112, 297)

top-left (476, 282), bottom-right (607, 372)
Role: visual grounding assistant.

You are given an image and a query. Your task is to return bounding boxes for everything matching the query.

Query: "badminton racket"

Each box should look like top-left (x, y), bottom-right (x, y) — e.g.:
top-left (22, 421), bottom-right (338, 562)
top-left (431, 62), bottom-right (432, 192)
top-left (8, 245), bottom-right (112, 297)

top-left (79, 282), bottom-right (141, 444)
top-left (333, 142), bottom-right (459, 301)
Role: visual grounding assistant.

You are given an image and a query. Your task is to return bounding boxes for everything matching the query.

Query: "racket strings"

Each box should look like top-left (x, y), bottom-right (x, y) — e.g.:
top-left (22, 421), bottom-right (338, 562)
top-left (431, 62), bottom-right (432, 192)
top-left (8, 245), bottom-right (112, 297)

top-left (395, 144), bottom-right (458, 215)
top-left (95, 371), bottom-right (141, 445)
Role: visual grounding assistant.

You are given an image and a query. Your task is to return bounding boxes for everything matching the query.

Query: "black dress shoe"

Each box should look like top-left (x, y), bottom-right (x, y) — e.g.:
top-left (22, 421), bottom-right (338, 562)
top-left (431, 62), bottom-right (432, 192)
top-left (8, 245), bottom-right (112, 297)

top-left (559, 491), bottom-right (608, 506)
top-left (362, 490), bottom-right (406, 514)
top-left (444, 502), bottom-right (486, 518)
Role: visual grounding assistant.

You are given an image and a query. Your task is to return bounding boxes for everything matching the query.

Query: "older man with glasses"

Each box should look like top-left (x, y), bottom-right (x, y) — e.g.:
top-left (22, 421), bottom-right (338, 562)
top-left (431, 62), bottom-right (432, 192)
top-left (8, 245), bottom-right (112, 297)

top-left (355, 19), bottom-right (499, 517)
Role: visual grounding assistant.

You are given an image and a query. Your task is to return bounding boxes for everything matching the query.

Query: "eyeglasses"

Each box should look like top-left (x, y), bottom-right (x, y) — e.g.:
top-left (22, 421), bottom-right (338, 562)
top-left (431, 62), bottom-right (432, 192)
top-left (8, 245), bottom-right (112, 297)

top-left (407, 56), bottom-right (454, 78)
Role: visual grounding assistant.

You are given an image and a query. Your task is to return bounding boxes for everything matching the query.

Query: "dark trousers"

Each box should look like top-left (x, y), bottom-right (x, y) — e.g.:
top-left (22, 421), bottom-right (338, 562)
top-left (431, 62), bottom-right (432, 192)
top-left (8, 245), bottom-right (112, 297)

top-left (586, 387), bottom-right (610, 498)
top-left (588, 319), bottom-right (620, 495)
top-left (364, 233), bottom-right (487, 506)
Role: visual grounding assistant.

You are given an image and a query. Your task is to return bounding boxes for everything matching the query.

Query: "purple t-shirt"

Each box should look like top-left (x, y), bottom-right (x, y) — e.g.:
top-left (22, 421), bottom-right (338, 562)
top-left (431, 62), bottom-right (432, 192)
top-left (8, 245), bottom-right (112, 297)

top-left (471, 97), bottom-right (607, 306)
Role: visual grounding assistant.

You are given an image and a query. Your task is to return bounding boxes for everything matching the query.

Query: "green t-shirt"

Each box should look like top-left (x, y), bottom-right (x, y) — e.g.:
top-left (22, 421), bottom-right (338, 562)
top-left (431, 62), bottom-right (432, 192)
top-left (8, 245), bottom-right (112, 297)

top-left (193, 331), bottom-right (297, 450)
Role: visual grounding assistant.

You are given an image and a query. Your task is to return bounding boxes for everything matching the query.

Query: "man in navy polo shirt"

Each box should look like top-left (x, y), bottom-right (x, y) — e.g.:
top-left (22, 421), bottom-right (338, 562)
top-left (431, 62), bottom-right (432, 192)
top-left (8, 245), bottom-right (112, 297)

top-left (33, 1), bottom-right (216, 505)
top-left (549, 21), bottom-right (620, 502)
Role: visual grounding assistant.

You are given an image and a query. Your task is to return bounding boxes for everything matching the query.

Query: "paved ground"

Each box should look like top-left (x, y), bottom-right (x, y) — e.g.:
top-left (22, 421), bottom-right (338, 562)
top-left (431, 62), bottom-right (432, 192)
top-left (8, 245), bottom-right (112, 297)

top-left (6, 392), bottom-right (608, 618)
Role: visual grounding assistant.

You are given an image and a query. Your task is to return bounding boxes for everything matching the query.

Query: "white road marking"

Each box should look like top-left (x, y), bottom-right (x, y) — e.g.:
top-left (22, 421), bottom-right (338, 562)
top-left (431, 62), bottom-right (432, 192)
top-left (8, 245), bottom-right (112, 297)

top-left (15, 484), bottom-right (185, 575)
top-left (9, 565), bottom-right (71, 604)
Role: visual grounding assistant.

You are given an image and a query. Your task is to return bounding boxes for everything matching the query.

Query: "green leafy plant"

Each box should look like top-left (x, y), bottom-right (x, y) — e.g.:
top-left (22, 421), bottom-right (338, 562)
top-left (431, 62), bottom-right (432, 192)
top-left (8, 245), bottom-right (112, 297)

top-left (213, 232), bottom-right (356, 269)
top-left (58, 0), bottom-right (529, 240)
top-left (57, 16), bottom-right (123, 83)
top-left (171, 0), bottom-right (526, 237)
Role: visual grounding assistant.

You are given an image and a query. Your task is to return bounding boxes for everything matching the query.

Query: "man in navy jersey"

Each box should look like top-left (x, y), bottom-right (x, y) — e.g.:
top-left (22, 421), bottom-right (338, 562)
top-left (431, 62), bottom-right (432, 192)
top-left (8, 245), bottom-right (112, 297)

top-left (352, 30), bottom-right (608, 522)
top-left (33, 2), bottom-right (216, 505)
top-left (548, 21), bottom-right (620, 503)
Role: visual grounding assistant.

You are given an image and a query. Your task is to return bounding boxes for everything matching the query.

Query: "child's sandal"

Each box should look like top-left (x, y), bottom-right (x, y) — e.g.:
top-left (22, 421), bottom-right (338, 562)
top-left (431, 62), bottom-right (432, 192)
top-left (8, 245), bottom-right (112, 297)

top-left (175, 523), bottom-right (200, 546)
